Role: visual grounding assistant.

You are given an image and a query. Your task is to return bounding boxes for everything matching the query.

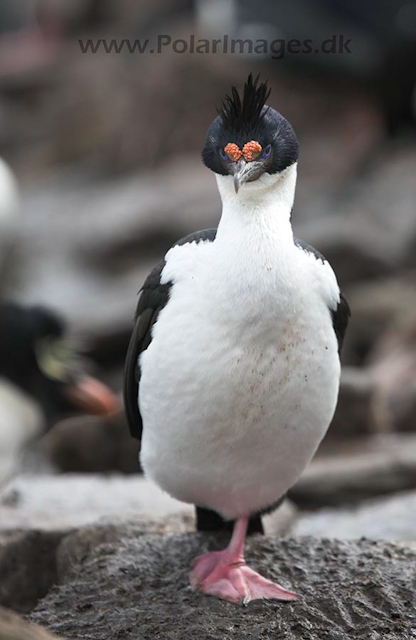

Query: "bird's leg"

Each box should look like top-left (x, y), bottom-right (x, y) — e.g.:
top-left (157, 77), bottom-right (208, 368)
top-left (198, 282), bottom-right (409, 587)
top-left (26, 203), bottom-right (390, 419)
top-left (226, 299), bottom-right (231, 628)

top-left (190, 516), bottom-right (299, 605)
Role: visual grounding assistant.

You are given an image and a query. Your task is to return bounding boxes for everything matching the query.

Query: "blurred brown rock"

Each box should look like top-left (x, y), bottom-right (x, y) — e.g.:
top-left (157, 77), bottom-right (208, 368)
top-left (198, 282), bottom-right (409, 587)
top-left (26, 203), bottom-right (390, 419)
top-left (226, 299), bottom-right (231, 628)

top-left (295, 216), bottom-right (397, 288)
top-left (341, 275), bottom-right (416, 365)
top-left (41, 410), bottom-right (140, 474)
top-left (370, 314), bottom-right (416, 433)
top-left (0, 530), bottom-right (62, 613)
top-left (324, 366), bottom-right (375, 440)
top-left (404, 231), bottom-right (416, 269)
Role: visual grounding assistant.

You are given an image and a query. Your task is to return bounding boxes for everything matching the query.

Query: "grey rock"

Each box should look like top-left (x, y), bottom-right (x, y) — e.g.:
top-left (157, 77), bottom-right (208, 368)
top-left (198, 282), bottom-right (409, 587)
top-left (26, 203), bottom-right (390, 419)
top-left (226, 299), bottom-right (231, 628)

top-left (294, 490), bottom-right (416, 541)
top-left (370, 316), bottom-right (416, 433)
top-left (29, 524), bottom-right (416, 640)
top-left (0, 473), bottom-right (297, 538)
top-left (293, 140), bottom-right (416, 289)
top-left (342, 276), bottom-right (416, 366)
top-left (294, 215), bottom-right (397, 287)
top-left (404, 232), bottom-right (416, 269)
top-left (309, 142), bottom-right (416, 275)
top-left (0, 474), bottom-right (194, 532)
top-left (291, 433), bottom-right (416, 508)
top-left (0, 530), bottom-right (63, 613)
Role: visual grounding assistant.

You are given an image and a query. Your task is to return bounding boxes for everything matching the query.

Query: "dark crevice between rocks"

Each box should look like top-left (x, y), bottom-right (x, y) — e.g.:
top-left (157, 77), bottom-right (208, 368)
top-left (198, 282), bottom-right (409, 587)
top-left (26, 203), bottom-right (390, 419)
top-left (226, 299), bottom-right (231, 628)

top-left (0, 530), bottom-right (68, 614)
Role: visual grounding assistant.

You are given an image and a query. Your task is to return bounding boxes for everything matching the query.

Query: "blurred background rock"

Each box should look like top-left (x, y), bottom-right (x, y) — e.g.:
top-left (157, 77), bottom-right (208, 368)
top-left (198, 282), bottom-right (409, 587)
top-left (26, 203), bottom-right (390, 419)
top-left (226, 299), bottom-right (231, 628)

top-left (0, 1), bottom-right (416, 623)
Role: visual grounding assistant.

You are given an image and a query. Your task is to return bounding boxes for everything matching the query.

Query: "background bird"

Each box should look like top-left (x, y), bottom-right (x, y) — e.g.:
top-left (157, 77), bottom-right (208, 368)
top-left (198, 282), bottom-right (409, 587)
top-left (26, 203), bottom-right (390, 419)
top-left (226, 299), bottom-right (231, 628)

top-left (124, 74), bottom-right (349, 605)
top-left (0, 300), bottom-right (118, 487)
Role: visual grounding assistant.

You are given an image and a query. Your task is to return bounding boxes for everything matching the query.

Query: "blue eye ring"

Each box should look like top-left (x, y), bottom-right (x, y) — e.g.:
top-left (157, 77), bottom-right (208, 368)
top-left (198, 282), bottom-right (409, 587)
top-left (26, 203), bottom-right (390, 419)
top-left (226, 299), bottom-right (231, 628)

top-left (219, 148), bottom-right (228, 161)
top-left (262, 144), bottom-right (272, 159)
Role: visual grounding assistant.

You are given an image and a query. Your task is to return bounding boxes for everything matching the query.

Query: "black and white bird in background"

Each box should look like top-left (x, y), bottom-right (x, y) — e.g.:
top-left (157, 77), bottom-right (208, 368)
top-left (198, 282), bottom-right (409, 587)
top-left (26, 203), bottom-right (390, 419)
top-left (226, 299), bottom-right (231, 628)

top-left (124, 74), bottom-right (350, 605)
top-left (0, 301), bottom-right (118, 488)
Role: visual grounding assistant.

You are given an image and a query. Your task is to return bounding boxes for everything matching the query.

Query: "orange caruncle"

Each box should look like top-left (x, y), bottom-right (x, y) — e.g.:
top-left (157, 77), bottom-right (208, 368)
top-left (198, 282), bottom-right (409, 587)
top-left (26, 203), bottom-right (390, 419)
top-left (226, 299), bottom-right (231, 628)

top-left (242, 140), bottom-right (262, 161)
top-left (224, 143), bottom-right (242, 162)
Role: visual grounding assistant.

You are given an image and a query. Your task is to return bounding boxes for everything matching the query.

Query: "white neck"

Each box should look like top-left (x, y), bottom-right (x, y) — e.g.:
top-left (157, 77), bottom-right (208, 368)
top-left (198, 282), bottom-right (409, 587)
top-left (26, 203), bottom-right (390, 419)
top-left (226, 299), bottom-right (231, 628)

top-left (214, 163), bottom-right (297, 268)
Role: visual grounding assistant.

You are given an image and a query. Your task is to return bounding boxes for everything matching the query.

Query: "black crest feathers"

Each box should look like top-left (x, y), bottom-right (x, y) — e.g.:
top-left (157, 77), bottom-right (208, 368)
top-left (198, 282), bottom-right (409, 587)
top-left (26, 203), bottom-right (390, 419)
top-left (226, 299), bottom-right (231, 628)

top-left (218, 73), bottom-right (271, 133)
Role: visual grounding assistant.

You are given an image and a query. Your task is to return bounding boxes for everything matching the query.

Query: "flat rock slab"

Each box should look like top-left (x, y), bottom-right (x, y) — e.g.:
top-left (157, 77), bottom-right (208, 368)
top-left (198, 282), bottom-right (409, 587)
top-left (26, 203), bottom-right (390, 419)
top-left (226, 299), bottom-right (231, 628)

top-left (0, 474), bottom-right (296, 537)
top-left (0, 474), bottom-right (193, 531)
top-left (30, 525), bottom-right (416, 640)
top-left (291, 433), bottom-right (416, 508)
top-left (294, 490), bottom-right (416, 541)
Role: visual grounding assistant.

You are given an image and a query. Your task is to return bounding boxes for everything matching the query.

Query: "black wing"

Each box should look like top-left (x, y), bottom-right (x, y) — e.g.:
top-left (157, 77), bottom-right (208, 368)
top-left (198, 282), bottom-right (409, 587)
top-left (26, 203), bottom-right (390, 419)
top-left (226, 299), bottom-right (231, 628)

top-left (123, 229), bottom-right (217, 440)
top-left (295, 237), bottom-right (350, 353)
top-left (330, 292), bottom-right (350, 353)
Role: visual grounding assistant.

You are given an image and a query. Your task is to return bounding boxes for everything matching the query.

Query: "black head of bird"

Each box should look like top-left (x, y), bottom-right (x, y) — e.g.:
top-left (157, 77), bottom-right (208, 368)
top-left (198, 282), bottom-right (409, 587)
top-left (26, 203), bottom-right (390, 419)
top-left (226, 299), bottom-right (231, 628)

top-left (0, 301), bottom-right (117, 426)
top-left (201, 73), bottom-right (298, 193)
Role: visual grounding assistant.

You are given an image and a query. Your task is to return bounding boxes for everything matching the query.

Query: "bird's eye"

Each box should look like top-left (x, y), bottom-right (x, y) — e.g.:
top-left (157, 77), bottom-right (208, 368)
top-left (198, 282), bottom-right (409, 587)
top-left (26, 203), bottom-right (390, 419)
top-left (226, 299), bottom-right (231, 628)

top-left (219, 148), bottom-right (228, 161)
top-left (262, 144), bottom-right (272, 159)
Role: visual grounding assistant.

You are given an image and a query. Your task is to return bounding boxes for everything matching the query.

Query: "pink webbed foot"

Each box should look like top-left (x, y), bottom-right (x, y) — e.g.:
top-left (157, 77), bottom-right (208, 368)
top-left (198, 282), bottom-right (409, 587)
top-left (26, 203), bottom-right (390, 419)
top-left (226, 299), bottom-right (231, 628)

top-left (190, 549), bottom-right (300, 605)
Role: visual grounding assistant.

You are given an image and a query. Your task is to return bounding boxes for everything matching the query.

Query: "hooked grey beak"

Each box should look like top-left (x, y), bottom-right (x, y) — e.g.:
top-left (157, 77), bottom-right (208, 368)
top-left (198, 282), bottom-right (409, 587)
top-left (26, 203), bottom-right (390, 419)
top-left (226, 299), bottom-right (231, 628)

top-left (231, 158), bottom-right (265, 193)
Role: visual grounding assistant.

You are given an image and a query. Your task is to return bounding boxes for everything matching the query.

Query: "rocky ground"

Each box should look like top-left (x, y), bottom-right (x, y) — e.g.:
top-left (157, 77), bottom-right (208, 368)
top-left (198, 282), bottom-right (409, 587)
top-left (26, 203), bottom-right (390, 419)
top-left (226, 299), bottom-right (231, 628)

top-left (1, 469), bottom-right (415, 638)
top-left (1, 522), bottom-right (415, 640)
